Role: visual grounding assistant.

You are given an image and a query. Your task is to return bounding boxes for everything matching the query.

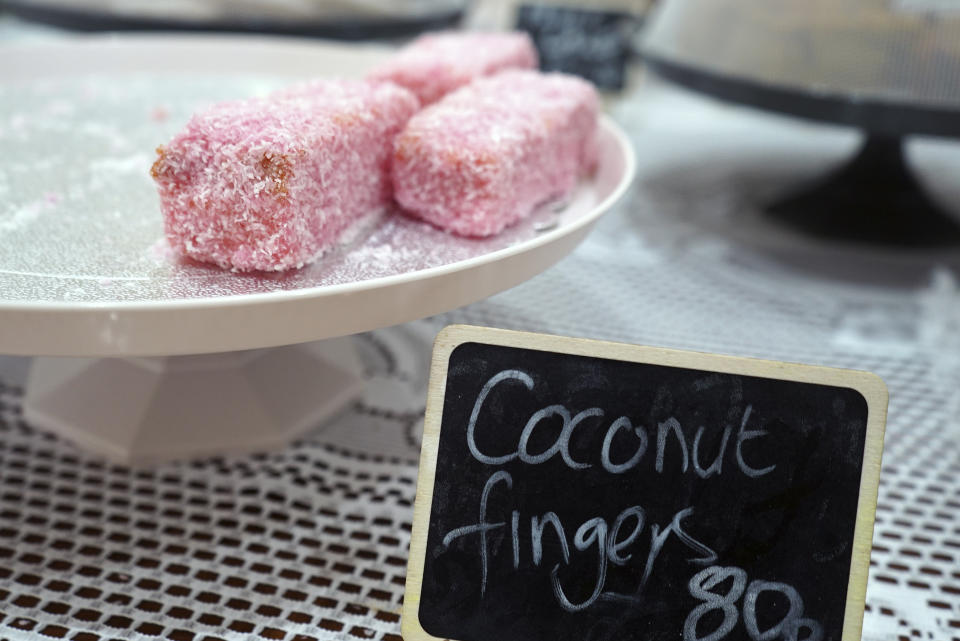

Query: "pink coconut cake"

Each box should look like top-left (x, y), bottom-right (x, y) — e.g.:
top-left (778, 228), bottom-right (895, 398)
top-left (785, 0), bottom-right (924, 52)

top-left (151, 79), bottom-right (419, 272)
top-left (392, 69), bottom-right (599, 237)
top-left (368, 31), bottom-right (538, 106)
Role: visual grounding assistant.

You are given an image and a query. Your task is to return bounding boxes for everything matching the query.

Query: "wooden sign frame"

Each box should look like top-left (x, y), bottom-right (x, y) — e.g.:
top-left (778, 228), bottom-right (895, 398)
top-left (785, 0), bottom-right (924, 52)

top-left (403, 324), bottom-right (887, 641)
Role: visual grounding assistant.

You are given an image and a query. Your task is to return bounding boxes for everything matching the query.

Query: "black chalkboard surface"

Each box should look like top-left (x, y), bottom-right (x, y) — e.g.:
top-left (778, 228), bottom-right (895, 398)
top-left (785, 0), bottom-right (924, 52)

top-left (516, 3), bottom-right (641, 90)
top-left (404, 326), bottom-right (887, 641)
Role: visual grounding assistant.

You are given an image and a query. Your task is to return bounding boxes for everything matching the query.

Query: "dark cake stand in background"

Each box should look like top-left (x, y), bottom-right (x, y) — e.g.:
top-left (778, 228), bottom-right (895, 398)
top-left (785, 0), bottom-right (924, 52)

top-left (642, 0), bottom-right (960, 248)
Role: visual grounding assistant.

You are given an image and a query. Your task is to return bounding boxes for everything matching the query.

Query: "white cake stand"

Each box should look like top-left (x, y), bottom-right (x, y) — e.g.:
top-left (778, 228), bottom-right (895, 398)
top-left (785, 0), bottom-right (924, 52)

top-left (0, 35), bottom-right (635, 464)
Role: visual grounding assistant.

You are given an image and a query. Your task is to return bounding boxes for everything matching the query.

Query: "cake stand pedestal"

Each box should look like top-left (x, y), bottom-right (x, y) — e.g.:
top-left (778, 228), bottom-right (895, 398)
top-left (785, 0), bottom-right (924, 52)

top-left (23, 339), bottom-right (363, 465)
top-left (766, 135), bottom-right (960, 247)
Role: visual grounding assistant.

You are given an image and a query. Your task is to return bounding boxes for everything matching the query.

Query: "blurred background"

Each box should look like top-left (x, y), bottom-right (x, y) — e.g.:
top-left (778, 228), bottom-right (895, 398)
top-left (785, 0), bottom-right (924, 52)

top-left (2, 2), bottom-right (959, 641)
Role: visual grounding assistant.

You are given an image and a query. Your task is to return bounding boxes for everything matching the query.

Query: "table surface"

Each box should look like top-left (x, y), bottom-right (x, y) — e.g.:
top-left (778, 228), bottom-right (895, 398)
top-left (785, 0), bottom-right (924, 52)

top-left (1, 13), bottom-right (960, 641)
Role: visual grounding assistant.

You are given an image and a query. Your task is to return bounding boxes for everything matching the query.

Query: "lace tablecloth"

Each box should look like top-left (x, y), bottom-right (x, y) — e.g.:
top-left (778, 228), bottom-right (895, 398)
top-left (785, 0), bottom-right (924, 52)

top-left (1, 75), bottom-right (959, 641)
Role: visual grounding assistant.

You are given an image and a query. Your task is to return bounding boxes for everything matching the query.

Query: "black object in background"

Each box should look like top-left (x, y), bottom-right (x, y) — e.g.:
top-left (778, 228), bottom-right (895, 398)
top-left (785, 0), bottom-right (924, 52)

top-left (641, 0), bottom-right (960, 248)
top-left (517, 3), bottom-right (641, 90)
top-left (418, 342), bottom-right (869, 641)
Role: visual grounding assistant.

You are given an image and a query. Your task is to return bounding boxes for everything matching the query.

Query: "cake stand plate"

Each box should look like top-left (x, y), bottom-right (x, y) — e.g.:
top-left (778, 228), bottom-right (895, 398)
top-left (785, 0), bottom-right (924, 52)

top-left (0, 35), bottom-right (635, 463)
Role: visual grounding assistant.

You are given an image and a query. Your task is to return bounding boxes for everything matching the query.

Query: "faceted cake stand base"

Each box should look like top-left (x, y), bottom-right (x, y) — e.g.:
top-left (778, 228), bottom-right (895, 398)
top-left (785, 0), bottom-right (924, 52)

top-left (22, 338), bottom-right (364, 465)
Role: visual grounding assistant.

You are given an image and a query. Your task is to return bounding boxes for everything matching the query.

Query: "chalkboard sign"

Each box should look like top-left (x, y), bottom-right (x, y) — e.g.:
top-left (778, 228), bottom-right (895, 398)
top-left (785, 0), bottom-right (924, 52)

top-left (403, 326), bottom-right (887, 641)
top-left (516, 3), bottom-right (642, 90)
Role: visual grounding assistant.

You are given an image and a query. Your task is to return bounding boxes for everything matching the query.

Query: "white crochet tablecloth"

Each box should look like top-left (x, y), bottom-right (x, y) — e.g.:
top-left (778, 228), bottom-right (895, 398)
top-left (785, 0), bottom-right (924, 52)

top-left (1, 42), bottom-right (959, 641)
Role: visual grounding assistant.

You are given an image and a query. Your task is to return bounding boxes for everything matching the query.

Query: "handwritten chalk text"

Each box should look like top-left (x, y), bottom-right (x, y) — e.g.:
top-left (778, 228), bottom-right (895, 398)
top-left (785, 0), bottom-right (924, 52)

top-left (467, 369), bottom-right (777, 477)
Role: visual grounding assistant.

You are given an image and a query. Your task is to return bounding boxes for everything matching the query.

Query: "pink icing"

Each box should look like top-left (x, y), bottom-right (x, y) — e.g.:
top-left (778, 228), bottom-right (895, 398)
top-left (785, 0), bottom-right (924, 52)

top-left (151, 80), bottom-right (419, 272)
top-left (368, 31), bottom-right (538, 106)
top-left (392, 70), bottom-right (599, 238)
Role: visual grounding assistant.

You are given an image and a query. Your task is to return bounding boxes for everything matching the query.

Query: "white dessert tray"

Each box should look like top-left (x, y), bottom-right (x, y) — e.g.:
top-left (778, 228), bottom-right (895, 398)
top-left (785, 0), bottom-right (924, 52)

top-left (0, 35), bottom-right (635, 463)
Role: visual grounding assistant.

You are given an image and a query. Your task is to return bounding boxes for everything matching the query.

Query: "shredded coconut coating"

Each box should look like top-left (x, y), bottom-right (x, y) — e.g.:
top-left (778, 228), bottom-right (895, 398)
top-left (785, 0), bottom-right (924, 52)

top-left (151, 80), bottom-right (419, 272)
top-left (368, 31), bottom-right (538, 106)
top-left (392, 70), bottom-right (599, 238)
